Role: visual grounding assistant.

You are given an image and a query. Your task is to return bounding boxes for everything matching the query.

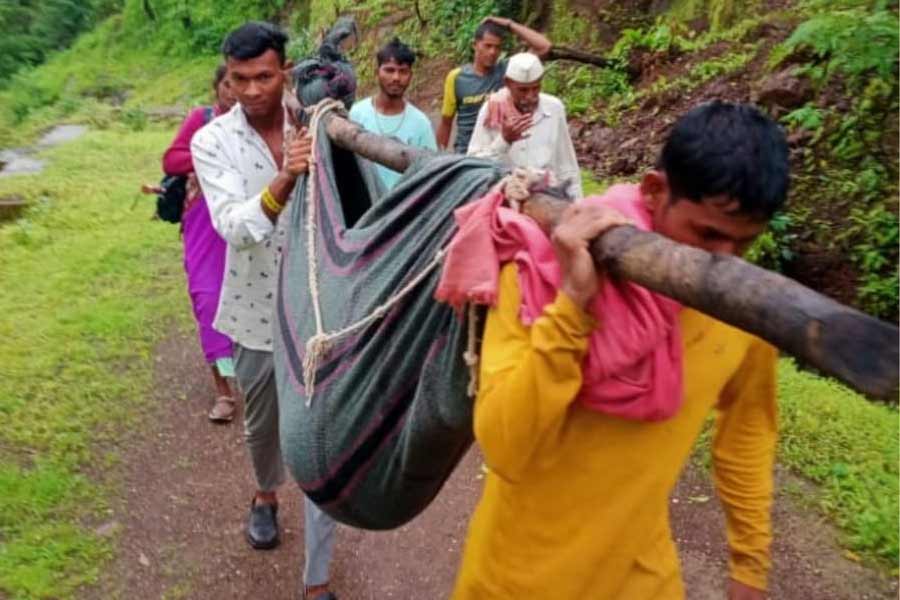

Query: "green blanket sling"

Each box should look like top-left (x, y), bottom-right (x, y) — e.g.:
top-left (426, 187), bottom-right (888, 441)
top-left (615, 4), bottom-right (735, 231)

top-left (274, 98), bottom-right (504, 529)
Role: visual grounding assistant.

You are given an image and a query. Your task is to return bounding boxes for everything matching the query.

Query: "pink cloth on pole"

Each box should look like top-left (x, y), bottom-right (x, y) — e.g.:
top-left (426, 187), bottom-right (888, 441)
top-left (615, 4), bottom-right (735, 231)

top-left (435, 183), bottom-right (683, 421)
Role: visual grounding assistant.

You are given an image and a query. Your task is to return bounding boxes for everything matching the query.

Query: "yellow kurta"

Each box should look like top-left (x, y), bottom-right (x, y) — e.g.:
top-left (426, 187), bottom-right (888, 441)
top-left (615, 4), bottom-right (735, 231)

top-left (452, 265), bottom-right (778, 600)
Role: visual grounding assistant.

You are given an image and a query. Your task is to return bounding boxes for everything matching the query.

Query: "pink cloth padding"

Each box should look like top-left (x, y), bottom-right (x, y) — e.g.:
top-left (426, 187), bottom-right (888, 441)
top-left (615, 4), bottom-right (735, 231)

top-left (483, 88), bottom-right (523, 131)
top-left (435, 183), bottom-right (683, 421)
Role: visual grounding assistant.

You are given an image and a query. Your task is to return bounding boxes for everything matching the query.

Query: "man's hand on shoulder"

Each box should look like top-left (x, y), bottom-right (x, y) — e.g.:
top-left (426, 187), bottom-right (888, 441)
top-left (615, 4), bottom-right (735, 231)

top-left (728, 579), bottom-right (766, 600)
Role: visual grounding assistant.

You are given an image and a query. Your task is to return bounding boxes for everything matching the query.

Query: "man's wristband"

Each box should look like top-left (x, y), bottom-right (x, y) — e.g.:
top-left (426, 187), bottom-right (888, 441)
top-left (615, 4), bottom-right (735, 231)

top-left (261, 186), bottom-right (284, 214)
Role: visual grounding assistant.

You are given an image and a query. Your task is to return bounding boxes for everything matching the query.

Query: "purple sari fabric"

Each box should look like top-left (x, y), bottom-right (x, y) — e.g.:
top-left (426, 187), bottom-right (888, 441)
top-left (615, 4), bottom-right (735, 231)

top-left (182, 197), bottom-right (232, 363)
top-left (164, 106), bottom-right (232, 363)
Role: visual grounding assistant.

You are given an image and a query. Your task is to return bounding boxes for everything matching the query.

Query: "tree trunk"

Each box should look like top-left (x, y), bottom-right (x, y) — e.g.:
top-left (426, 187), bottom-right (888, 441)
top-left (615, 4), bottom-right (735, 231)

top-left (320, 112), bottom-right (899, 401)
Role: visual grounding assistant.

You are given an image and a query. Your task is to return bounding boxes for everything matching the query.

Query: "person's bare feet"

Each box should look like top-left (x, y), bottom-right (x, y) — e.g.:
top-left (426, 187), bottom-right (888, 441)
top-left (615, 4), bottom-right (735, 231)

top-left (208, 364), bottom-right (235, 422)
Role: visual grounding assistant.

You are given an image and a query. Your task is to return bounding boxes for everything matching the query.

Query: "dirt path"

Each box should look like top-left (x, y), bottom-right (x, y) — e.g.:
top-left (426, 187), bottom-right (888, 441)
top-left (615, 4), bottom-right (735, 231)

top-left (84, 328), bottom-right (897, 600)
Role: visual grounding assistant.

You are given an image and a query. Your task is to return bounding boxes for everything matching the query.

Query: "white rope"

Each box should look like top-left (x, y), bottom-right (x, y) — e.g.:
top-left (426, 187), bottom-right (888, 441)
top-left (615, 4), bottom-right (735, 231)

top-left (299, 115), bottom-right (549, 405)
top-left (301, 98), bottom-right (345, 404)
top-left (300, 98), bottom-right (450, 405)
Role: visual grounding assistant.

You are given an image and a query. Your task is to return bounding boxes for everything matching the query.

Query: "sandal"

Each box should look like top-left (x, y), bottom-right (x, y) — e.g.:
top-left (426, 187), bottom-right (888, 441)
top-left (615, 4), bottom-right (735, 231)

top-left (208, 395), bottom-right (236, 423)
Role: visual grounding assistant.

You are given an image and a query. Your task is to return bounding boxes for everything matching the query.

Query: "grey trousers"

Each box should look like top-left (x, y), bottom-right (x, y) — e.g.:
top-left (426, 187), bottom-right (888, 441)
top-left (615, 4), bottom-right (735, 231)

top-left (233, 345), bottom-right (337, 586)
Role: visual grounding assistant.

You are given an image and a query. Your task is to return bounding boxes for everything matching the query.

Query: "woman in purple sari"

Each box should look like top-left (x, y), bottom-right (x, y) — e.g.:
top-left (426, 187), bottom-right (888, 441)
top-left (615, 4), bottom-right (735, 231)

top-left (162, 65), bottom-right (238, 422)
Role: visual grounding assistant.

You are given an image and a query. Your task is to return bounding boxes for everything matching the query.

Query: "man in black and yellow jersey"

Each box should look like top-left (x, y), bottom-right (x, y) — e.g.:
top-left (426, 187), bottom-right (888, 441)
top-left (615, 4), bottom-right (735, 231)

top-left (437, 16), bottom-right (551, 154)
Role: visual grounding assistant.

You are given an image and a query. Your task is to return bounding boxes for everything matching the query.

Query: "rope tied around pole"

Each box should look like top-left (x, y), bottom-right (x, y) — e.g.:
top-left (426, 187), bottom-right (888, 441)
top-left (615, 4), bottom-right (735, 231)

top-left (300, 99), bottom-right (452, 404)
top-left (299, 118), bottom-right (556, 405)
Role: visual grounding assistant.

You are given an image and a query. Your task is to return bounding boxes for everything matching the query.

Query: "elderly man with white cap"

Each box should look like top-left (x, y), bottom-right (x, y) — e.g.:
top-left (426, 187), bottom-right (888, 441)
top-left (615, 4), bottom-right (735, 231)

top-left (467, 52), bottom-right (583, 198)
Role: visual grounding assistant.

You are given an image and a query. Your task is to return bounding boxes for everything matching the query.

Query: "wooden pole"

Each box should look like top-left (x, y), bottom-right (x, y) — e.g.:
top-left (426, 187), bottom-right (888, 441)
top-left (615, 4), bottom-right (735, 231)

top-left (323, 111), bottom-right (430, 172)
top-left (320, 112), bottom-right (899, 401)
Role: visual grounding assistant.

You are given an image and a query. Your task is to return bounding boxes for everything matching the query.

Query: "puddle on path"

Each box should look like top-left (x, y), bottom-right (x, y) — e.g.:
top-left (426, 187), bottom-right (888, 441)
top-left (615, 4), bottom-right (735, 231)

top-left (0, 124), bottom-right (88, 178)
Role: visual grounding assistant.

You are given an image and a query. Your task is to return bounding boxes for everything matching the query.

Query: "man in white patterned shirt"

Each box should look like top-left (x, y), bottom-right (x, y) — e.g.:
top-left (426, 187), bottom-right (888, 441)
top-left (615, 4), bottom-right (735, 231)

top-left (192, 22), bottom-right (339, 600)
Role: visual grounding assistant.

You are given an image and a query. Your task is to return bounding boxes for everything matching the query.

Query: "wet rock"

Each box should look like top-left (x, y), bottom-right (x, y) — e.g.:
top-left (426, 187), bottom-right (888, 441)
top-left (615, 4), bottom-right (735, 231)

top-left (754, 69), bottom-right (813, 111)
top-left (95, 521), bottom-right (121, 538)
top-left (619, 136), bottom-right (641, 151)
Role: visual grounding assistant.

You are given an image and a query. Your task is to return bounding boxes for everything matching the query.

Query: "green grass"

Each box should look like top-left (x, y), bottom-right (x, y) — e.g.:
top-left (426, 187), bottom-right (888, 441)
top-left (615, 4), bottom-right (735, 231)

top-left (0, 126), bottom-right (189, 598)
top-left (777, 359), bottom-right (899, 565)
top-left (694, 359), bottom-right (899, 570)
top-left (0, 17), bottom-right (219, 148)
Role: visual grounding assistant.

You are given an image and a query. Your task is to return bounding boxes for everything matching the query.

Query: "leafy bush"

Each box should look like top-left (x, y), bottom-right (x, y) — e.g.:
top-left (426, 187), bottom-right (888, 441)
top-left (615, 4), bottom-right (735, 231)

top-left (843, 205), bottom-right (900, 319)
top-left (610, 14), bottom-right (761, 64)
top-left (0, 0), bottom-right (105, 84)
top-left (542, 64), bottom-right (633, 117)
top-left (781, 104), bottom-right (826, 142)
top-left (745, 212), bottom-right (797, 271)
top-left (771, 8), bottom-right (899, 86)
top-left (430, 0), bottom-right (521, 59)
top-left (774, 4), bottom-right (898, 321)
top-left (610, 21), bottom-right (679, 60)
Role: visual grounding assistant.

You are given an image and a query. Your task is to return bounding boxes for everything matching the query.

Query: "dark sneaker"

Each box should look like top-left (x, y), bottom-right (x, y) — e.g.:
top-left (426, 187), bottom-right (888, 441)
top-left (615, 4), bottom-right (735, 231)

top-left (246, 500), bottom-right (279, 549)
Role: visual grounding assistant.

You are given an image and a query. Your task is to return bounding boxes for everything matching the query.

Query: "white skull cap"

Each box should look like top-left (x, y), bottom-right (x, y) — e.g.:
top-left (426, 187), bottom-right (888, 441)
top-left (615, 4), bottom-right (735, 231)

top-left (505, 52), bottom-right (544, 83)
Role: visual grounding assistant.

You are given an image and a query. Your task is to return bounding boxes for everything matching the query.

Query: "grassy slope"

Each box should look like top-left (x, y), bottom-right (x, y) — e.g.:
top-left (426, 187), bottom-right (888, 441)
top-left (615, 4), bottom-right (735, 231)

top-left (778, 361), bottom-right (898, 565)
top-left (0, 3), bottom-right (895, 597)
top-left (0, 126), bottom-right (189, 598)
top-left (0, 15), bottom-right (225, 149)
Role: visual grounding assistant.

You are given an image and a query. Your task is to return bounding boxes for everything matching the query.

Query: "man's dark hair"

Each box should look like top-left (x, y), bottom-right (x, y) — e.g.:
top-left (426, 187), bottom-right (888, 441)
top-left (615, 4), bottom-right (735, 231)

top-left (474, 21), bottom-right (508, 42)
top-left (376, 38), bottom-right (416, 67)
top-left (659, 101), bottom-right (790, 218)
top-left (212, 63), bottom-right (227, 89)
top-left (221, 21), bottom-right (289, 64)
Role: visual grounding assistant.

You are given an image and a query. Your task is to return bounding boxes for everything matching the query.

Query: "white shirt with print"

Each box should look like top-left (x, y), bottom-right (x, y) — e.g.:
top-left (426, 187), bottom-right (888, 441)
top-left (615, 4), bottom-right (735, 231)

top-left (191, 103), bottom-right (291, 352)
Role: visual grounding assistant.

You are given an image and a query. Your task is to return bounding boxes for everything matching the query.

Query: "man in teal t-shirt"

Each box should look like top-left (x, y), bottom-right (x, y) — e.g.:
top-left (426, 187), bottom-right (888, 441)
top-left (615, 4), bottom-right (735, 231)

top-left (349, 38), bottom-right (437, 191)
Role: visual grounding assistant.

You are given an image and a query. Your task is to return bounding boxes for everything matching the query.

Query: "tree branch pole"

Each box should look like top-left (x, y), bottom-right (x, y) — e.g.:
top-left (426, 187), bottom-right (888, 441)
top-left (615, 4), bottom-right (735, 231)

top-left (545, 45), bottom-right (617, 69)
top-left (320, 112), bottom-right (899, 401)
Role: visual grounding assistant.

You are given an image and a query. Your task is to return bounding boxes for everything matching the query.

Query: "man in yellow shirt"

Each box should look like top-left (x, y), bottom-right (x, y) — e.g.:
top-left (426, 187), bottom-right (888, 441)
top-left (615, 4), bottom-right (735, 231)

top-left (452, 101), bottom-right (789, 600)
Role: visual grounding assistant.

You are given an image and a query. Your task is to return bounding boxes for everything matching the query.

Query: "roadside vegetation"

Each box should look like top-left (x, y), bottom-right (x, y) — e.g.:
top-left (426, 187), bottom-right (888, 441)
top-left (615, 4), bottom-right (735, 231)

top-left (0, 127), bottom-right (188, 597)
top-left (0, 0), bottom-right (896, 597)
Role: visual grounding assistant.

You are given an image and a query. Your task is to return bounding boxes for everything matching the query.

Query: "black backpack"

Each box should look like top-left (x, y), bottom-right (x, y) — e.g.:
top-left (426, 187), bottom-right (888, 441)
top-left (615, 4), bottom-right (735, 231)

top-left (156, 107), bottom-right (214, 223)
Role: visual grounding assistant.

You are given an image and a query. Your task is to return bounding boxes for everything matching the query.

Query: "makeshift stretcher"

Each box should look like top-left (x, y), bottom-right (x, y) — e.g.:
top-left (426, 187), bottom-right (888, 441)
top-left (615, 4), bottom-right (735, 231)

top-left (274, 23), bottom-right (898, 531)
